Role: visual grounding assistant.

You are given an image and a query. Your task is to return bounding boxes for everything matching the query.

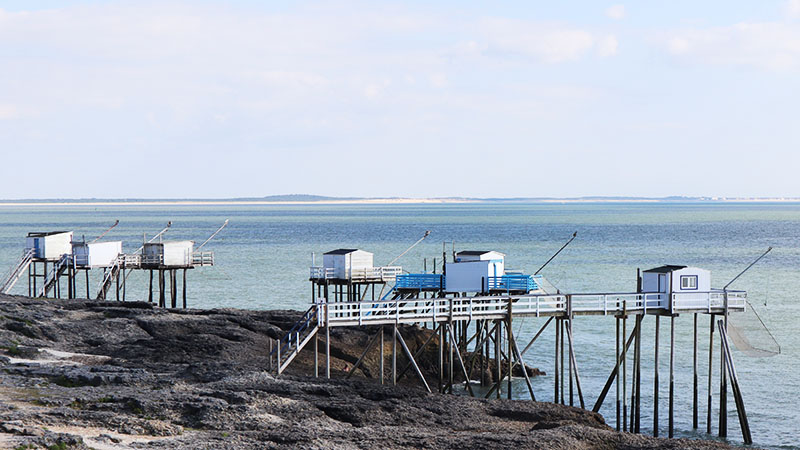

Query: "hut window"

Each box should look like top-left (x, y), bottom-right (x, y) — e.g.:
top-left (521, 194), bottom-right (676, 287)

top-left (680, 275), bottom-right (698, 290)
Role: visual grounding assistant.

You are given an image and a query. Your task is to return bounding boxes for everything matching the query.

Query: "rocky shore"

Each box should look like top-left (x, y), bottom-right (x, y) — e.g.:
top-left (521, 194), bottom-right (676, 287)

top-left (0, 295), bottom-right (736, 449)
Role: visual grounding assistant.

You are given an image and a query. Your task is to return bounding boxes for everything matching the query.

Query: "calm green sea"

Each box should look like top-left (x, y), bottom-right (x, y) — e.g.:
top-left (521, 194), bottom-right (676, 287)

top-left (0, 202), bottom-right (797, 448)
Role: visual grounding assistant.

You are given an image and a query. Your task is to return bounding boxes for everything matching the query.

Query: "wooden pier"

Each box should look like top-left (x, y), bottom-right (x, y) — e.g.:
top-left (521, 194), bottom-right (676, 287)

top-left (274, 265), bottom-right (755, 445)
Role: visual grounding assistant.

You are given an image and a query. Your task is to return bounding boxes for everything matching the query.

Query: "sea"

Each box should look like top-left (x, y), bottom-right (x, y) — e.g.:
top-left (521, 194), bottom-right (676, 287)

top-left (0, 201), bottom-right (797, 448)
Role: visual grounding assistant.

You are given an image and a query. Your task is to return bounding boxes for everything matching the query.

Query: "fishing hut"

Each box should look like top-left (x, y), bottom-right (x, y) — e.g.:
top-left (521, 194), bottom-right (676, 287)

top-left (275, 242), bottom-right (766, 447)
top-left (141, 239), bottom-right (215, 308)
top-left (0, 231), bottom-right (75, 298)
top-left (71, 238), bottom-right (125, 301)
top-left (309, 249), bottom-right (402, 303)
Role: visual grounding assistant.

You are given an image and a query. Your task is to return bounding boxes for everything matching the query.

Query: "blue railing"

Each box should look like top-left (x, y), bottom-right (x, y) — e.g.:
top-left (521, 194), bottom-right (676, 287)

top-left (487, 274), bottom-right (541, 292)
top-left (395, 273), bottom-right (443, 290)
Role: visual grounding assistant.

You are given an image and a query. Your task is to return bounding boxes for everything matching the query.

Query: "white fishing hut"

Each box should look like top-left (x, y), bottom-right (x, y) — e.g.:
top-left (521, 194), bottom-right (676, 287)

top-left (320, 249), bottom-right (374, 280)
top-left (445, 250), bottom-right (505, 293)
top-left (26, 231), bottom-right (73, 260)
top-left (142, 241), bottom-right (195, 268)
top-left (641, 265), bottom-right (711, 293)
top-left (71, 241), bottom-right (123, 268)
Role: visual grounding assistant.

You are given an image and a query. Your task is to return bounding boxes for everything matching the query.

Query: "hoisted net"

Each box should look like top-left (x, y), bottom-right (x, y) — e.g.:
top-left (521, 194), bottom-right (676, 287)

top-left (727, 301), bottom-right (781, 357)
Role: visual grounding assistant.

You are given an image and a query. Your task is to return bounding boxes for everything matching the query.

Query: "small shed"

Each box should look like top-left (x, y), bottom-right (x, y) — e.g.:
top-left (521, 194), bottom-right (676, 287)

top-left (322, 249), bottom-right (374, 279)
top-left (641, 265), bottom-right (711, 293)
top-left (72, 241), bottom-right (123, 268)
top-left (445, 250), bottom-right (505, 293)
top-left (26, 231), bottom-right (73, 260)
top-left (143, 241), bottom-right (194, 267)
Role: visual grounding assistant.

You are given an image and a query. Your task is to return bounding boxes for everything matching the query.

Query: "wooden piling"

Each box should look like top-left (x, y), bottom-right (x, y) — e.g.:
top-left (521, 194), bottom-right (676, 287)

top-left (693, 313), bottom-right (699, 429)
top-left (495, 319), bottom-right (501, 399)
top-left (616, 316), bottom-right (621, 431)
top-left (554, 317), bottom-right (560, 403)
top-left (720, 293), bottom-right (729, 438)
top-left (669, 315), bottom-right (675, 438)
top-left (392, 323), bottom-right (397, 385)
top-left (653, 315), bottom-right (660, 437)
top-left (707, 314), bottom-right (714, 434)
top-left (622, 312), bottom-right (628, 430)
top-left (182, 268), bottom-right (187, 308)
top-left (507, 299), bottom-right (513, 400)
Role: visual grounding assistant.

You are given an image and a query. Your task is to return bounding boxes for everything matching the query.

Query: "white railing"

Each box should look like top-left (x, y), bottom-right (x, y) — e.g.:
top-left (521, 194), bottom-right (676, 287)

top-left (671, 290), bottom-right (746, 312)
top-left (315, 290), bottom-right (747, 327)
top-left (309, 266), bottom-right (402, 281)
top-left (192, 251), bottom-right (214, 266)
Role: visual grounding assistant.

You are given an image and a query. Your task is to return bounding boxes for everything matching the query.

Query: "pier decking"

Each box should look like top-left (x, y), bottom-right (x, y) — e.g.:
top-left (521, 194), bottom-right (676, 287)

top-left (274, 252), bottom-right (757, 446)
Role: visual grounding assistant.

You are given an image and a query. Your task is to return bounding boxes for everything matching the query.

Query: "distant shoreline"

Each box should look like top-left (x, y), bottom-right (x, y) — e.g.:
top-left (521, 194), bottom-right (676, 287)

top-left (1, 197), bottom-right (799, 206)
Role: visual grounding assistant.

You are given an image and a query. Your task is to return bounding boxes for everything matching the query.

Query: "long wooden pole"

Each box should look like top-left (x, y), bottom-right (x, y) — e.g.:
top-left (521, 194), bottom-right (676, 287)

top-left (693, 313), bottom-right (699, 429)
top-left (507, 299), bottom-right (513, 400)
top-left (707, 314), bottom-right (714, 434)
top-left (396, 328), bottom-right (431, 393)
top-left (565, 316), bottom-right (585, 409)
top-left (718, 320), bottom-right (753, 445)
top-left (654, 315), bottom-right (660, 437)
top-left (616, 316), bottom-right (621, 431)
top-left (669, 315), bottom-right (676, 438)
top-left (554, 317), bottom-right (560, 403)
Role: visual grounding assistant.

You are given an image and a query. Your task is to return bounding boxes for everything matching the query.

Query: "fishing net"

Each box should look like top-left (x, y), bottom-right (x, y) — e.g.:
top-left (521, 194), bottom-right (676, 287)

top-left (727, 301), bottom-right (781, 357)
top-left (536, 275), bottom-right (562, 295)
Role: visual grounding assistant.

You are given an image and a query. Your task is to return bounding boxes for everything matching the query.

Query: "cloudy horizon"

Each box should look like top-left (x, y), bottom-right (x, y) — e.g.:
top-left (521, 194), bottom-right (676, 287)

top-left (1, 1), bottom-right (798, 199)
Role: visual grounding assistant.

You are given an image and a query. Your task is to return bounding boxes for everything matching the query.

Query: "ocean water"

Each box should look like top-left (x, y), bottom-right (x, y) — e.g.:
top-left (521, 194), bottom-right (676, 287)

top-left (0, 202), bottom-right (797, 448)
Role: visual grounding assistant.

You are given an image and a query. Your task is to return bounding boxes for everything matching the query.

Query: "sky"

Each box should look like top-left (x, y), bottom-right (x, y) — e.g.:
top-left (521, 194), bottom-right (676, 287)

top-left (1, 0), bottom-right (799, 199)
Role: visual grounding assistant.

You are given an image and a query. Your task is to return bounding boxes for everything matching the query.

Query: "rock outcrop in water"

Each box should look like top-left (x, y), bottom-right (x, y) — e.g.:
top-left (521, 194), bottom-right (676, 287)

top-left (0, 295), bottom-right (737, 449)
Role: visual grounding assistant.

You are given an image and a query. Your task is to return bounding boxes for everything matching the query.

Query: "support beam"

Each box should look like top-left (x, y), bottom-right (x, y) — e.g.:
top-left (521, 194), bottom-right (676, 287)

top-left (397, 327), bottom-right (438, 381)
top-left (565, 317), bottom-right (585, 409)
top-left (693, 313), bottom-right (699, 429)
top-left (592, 316), bottom-right (639, 413)
top-left (616, 316), bottom-right (621, 431)
top-left (707, 314), bottom-right (715, 434)
top-left (554, 318), bottom-right (560, 403)
top-left (392, 323), bottom-right (397, 385)
top-left (718, 319), bottom-right (752, 445)
top-left (395, 328), bottom-right (431, 393)
top-left (669, 315), bottom-right (675, 438)
top-left (509, 324), bottom-right (535, 401)
top-left (445, 323), bottom-right (474, 397)
top-left (654, 315), bottom-right (660, 437)
top-left (521, 317), bottom-right (553, 357)
top-left (346, 328), bottom-right (383, 379)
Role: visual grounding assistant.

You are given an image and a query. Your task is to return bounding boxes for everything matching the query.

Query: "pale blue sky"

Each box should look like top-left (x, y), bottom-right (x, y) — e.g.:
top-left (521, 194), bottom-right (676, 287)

top-left (1, 1), bottom-right (799, 199)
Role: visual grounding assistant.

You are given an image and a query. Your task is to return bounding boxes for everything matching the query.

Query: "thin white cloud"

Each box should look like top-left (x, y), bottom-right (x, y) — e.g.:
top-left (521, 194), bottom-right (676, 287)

top-left (606, 4), bottom-right (626, 20)
top-left (0, 104), bottom-right (19, 120)
top-left (479, 18), bottom-right (610, 63)
top-left (785, 0), bottom-right (800, 19)
top-left (596, 35), bottom-right (619, 57)
top-left (662, 22), bottom-right (800, 71)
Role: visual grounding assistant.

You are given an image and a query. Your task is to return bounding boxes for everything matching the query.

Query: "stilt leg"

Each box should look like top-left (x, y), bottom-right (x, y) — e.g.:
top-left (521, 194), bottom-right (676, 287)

top-left (693, 313), bottom-right (699, 429)
top-left (669, 315), bottom-right (675, 438)
top-left (654, 315), bottom-right (660, 437)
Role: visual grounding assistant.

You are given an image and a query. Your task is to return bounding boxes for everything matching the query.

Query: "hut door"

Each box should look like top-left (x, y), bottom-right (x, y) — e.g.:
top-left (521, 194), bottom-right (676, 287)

top-left (658, 274), bottom-right (667, 293)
